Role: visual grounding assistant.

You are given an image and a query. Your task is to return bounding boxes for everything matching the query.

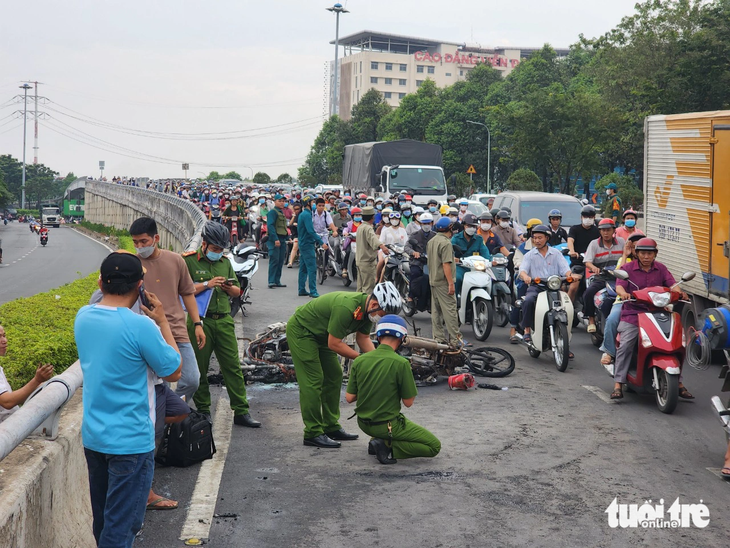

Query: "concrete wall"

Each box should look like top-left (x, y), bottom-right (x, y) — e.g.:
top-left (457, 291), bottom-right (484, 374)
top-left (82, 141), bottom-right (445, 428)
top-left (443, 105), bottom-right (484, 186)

top-left (0, 392), bottom-right (94, 548)
top-left (85, 181), bottom-right (207, 252)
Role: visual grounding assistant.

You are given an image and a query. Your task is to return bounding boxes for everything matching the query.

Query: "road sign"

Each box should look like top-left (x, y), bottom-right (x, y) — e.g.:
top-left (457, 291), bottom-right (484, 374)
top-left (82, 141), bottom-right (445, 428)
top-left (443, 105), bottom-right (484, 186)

top-left (182, 163), bottom-right (189, 171)
top-left (467, 165), bottom-right (476, 174)
top-left (99, 161), bottom-right (105, 169)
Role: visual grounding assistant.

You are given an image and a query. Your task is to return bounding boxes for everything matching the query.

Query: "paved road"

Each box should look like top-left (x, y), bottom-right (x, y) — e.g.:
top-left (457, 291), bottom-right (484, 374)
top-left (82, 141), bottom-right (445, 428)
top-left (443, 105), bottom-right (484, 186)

top-left (139, 258), bottom-right (730, 547)
top-left (0, 222), bottom-right (111, 305)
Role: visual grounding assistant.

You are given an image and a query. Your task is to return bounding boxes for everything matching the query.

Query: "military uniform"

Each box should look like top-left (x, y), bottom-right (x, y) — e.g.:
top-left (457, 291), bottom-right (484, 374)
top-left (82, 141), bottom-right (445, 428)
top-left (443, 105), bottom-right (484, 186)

top-left (356, 220), bottom-right (380, 295)
top-left (267, 206), bottom-right (289, 286)
top-left (287, 292), bottom-right (372, 438)
top-left (183, 249), bottom-right (249, 416)
top-left (347, 345), bottom-right (440, 459)
top-left (427, 232), bottom-right (460, 344)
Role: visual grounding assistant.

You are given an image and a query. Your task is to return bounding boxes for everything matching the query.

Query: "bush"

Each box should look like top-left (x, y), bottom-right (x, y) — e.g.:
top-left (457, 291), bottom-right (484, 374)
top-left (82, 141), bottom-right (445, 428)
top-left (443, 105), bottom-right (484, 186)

top-left (595, 172), bottom-right (643, 213)
top-left (80, 220), bottom-right (135, 252)
top-left (506, 169), bottom-right (543, 192)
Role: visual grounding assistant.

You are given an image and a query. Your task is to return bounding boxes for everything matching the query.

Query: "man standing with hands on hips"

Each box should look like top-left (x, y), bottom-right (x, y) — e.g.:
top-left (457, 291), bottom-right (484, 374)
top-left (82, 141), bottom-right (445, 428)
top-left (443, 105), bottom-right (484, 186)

top-left (267, 193), bottom-right (289, 289)
top-left (356, 205), bottom-right (390, 295)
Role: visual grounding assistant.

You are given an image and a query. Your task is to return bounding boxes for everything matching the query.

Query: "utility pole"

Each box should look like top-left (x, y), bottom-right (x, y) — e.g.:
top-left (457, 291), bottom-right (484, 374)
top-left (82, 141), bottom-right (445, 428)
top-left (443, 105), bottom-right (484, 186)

top-left (466, 120), bottom-right (492, 193)
top-left (33, 82), bottom-right (39, 164)
top-left (20, 83), bottom-right (31, 209)
top-left (326, 3), bottom-right (349, 117)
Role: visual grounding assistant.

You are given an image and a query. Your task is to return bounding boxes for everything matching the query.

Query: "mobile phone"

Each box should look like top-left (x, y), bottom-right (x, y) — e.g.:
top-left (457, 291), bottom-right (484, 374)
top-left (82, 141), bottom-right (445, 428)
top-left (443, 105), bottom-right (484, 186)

top-left (139, 283), bottom-right (152, 309)
top-left (224, 278), bottom-right (236, 285)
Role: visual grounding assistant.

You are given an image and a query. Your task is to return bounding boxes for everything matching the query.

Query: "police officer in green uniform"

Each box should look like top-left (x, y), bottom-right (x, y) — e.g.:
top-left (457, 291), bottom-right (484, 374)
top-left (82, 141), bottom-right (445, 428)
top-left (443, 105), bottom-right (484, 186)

top-left (183, 221), bottom-right (261, 428)
top-left (427, 217), bottom-right (462, 347)
top-left (346, 314), bottom-right (441, 464)
top-left (287, 281), bottom-right (403, 448)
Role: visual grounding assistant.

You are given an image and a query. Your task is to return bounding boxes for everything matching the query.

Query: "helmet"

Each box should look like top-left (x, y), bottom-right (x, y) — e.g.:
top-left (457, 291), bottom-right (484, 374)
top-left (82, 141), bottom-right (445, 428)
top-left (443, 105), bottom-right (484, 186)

top-left (496, 209), bottom-right (511, 220)
top-left (435, 217), bottom-right (453, 232)
top-left (448, 207), bottom-right (458, 215)
top-left (413, 206), bottom-right (424, 215)
top-left (526, 218), bottom-right (543, 230)
top-left (635, 237), bottom-right (658, 252)
top-left (447, 194), bottom-right (456, 201)
top-left (376, 314), bottom-right (408, 340)
top-left (372, 281), bottom-right (402, 314)
top-left (478, 211), bottom-right (493, 221)
top-left (427, 199), bottom-right (439, 206)
top-left (439, 204), bottom-right (451, 215)
top-left (530, 224), bottom-right (551, 237)
top-left (548, 209), bottom-right (562, 219)
top-left (458, 198), bottom-right (469, 206)
top-left (598, 218), bottom-right (616, 229)
top-left (581, 205), bottom-right (596, 217)
top-left (359, 193), bottom-right (368, 200)
top-left (302, 196), bottom-right (314, 209)
top-left (622, 208), bottom-right (638, 218)
top-left (502, 207), bottom-right (512, 216)
top-left (351, 206), bottom-right (362, 215)
top-left (403, 194), bottom-right (412, 201)
top-left (382, 207), bottom-right (393, 217)
top-left (375, 196), bottom-right (384, 203)
top-left (462, 213), bottom-right (478, 226)
top-left (201, 221), bottom-right (230, 248)
top-left (580, 198), bottom-right (590, 206)
top-left (337, 202), bottom-right (349, 210)
top-left (490, 207), bottom-right (500, 218)
top-left (419, 212), bottom-right (433, 223)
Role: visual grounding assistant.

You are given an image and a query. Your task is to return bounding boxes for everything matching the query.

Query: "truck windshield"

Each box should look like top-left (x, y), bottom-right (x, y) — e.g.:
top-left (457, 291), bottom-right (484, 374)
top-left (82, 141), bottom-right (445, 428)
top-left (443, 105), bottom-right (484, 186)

top-left (43, 208), bottom-right (59, 215)
top-left (389, 167), bottom-right (445, 195)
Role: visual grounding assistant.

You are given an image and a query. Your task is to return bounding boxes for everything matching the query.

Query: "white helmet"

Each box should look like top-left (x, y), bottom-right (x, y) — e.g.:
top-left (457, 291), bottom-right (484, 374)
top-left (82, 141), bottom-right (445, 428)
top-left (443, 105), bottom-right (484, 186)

top-left (419, 212), bottom-right (433, 223)
top-left (413, 206), bottom-right (424, 215)
top-left (372, 281), bottom-right (402, 315)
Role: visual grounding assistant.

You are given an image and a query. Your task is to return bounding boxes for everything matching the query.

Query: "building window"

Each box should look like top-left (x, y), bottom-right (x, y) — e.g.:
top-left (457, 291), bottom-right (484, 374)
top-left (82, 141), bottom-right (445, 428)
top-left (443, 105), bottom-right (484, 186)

top-left (460, 70), bottom-right (464, 76)
top-left (355, 76), bottom-right (357, 88)
top-left (385, 63), bottom-right (393, 71)
top-left (357, 90), bottom-right (360, 101)
top-left (398, 93), bottom-right (406, 99)
top-left (360, 61), bottom-right (362, 74)
top-left (416, 80), bottom-right (423, 87)
top-left (417, 65), bottom-right (424, 73)
top-left (384, 92), bottom-right (392, 99)
top-left (385, 78), bottom-right (392, 85)
top-left (370, 77), bottom-right (378, 84)
top-left (399, 79), bottom-right (406, 86)
top-left (354, 64), bottom-right (356, 74)
top-left (371, 61), bottom-right (379, 70)
top-left (400, 64), bottom-right (407, 72)
top-left (427, 66), bottom-right (435, 74)
top-left (446, 72), bottom-right (452, 77)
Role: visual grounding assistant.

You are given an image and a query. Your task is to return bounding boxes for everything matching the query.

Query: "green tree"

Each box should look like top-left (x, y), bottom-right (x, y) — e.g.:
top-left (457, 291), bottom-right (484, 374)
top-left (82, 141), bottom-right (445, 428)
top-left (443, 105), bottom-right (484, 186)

top-left (63, 172), bottom-right (77, 185)
top-left (350, 88), bottom-right (391, 143)
top-left (0, 155), bottom-right (23, 203)
top-left (222, 171), bottom-right (242, 180)
top-left (0, 169), bottom-right (11, 207)
top-left (377, 79), bottom-right (441, 141)
top-left (299, 115), bottom-right (352, 184)
top-left (205, 171), bottom-right (222, 181)
top-left (448, 172), bottom-right (475, 199)
top-left (252, 172), bottom-right (271, 185)
top-left (506, 168), bottom-right (543, 191)
top-left (595, 172), bottom-right (644, 212)
top-left (298, 174), bottom-right (316, 187)
top-left (276, 173), bottom-right (293, 184)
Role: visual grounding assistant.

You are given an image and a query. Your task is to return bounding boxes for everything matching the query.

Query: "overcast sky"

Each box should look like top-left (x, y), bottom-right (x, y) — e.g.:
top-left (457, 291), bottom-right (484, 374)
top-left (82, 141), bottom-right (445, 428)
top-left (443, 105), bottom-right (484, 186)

top-left (0, 0), bottom-right (640, 180)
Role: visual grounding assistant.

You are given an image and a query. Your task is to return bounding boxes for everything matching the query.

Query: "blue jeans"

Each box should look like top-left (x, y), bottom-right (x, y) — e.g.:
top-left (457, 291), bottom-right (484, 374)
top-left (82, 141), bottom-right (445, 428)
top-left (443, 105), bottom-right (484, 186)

top-left (173, 341), bottom-right (200, 403)
top-left (84, 449), bottom-right (155, 548)
top-left (267, 236), bottom-right (287, 285)
top-left (599, 302), bottom-right (623, 357)
top-left (298, 245), bottom-right (317, 295)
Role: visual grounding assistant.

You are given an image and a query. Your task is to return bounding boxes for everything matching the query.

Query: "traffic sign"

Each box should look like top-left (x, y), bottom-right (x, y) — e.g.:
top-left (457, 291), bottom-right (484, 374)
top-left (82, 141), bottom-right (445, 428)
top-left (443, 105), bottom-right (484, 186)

top-left (467, 165), bottom-right (476, 174)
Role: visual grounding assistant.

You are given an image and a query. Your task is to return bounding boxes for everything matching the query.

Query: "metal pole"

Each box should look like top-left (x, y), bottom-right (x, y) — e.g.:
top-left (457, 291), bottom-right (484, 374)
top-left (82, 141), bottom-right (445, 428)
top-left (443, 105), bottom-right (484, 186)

top-left (33, 82), bottom-right (38, 165)
top-left (20, 83), bottom-right (31, 210)
top-left (333, 12), bottom-right (340, 116)
top-left (487, 127), bottom-right (491, 194)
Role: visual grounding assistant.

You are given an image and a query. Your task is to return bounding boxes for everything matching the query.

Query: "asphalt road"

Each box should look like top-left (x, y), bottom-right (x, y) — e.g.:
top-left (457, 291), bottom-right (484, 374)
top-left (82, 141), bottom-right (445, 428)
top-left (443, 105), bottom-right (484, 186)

top-left (0, 222), bottom-right (111, 305)
top-left (139, 255), bottom-right (730, 547)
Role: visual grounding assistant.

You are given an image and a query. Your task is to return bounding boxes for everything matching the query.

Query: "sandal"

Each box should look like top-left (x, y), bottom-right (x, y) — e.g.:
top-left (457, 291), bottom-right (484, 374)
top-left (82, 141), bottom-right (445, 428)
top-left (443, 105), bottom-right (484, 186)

top-left (146, 496), bottom-right (178, 510)
top-left (569, 352), bottom-right (575, 360)
top-left (509, 334), bottom-right (521, 344)
top-left (678, 386), bottom-right (695, 400)
top-left (601, 353), bottom-right (614, 365)
top-left (721, 467), bottom-right (730, 479)
top-left (587, 324), bottom-right (597, 333)
top-left (522, 333), bottom-right (532, 344)
top-left (610, 387), bottom-right (624, 400)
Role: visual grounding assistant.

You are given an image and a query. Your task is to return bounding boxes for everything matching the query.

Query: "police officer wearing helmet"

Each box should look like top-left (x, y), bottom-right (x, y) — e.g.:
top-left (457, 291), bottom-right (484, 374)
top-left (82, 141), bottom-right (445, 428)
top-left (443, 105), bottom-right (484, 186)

top-left (346, 314), bottom-right (441, 465)
top-left (547, 209), bottom-right (568, 246)
top-left (517, 224), bottom-right (572, 346)
top-left (451, 213), bottom-right (492, 297)
top-left (183, 221), bottom-right (260, 427)
top-left (287, 282), bottom-right (402, 448)
top-left (427, 217), bottom-right (461, 346)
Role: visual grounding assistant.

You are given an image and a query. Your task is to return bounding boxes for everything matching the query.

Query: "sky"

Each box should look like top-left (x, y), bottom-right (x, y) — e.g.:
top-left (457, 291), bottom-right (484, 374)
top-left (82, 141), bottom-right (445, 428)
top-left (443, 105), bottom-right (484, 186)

top-left (0, 0), bottom-right (640, 181)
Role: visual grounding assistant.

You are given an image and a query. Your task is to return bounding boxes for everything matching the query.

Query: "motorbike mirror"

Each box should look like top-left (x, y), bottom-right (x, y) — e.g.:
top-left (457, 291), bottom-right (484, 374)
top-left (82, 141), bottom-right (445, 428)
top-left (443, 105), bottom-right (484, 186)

top-left (560, 247), bottom-right (570, 256)
top-left (681, 271), bottom-right (696, 282)
top-left (611, 269), bottom-right (629, 280)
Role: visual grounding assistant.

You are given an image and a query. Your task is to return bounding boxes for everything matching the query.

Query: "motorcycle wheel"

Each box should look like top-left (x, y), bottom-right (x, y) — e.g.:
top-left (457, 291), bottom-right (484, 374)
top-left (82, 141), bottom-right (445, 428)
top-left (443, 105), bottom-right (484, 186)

top-left (472, 298), bottom-right (494, 341)
top-left (229, 297), bottom-right (241, 318)
top-left (342, 275), bottom-right (351, 287)
top-left (655, 370), bottom-right (679, 414)
top-left (231, 233), bottom-right (239, 249)
top-left (553, 322), bottom-right (570, 372)
top-left (317, 252), bottom-right (326, 285)
top-left (591, 313), bottom-right (604, 347)
top-left (493, 294), bottom-right (510, 328)
top-left (466, 347), bottom-right (515, 377)
top-left (403, 298), bottom-right (416, 317)
top-left (528, 345), bottom-right (541, 359)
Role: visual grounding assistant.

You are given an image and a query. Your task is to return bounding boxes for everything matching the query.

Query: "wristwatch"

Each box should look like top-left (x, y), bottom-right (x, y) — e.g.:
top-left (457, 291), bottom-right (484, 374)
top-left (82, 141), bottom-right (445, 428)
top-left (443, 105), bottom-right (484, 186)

top-left (194, 321), bottom-right (203, 327)
top-left (203, 281), bottom-right (209, 288)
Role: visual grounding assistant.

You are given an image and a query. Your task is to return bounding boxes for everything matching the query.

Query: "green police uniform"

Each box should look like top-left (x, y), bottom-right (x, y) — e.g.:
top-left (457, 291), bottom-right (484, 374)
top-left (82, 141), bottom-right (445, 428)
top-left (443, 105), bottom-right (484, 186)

top-left (606, 194), bottom-right (623, 223)
top-left (183, 249), bottom-right (249, 416)
top-left (287, 291), bottom-right (372, 438)
top-left (427, 232), bottom-right (460, 344)
top-left (347, 344), bottom-right (440, 459)
top-left (356, 221), bottom-right (380, 295)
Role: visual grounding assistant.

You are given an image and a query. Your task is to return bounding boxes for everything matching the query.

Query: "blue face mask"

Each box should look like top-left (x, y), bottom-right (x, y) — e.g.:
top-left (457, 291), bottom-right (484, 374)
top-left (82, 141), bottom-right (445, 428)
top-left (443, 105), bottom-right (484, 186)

top-left (206, 250), bottom-right (223, 262)
top-left (429, 206), bottom-right (437, 213)
top-left (403, 210), bottom-right (411, 217)
top-left (376, 204), bottom-right (383, 210)
top-left (354, 216), bottom-right (362, 223)
top-left (259, 199), bottom-right (265, 205)
top-left (360, 200), bottom-right (367, 206)
top-left (624, 219), bottom-right (636, 228)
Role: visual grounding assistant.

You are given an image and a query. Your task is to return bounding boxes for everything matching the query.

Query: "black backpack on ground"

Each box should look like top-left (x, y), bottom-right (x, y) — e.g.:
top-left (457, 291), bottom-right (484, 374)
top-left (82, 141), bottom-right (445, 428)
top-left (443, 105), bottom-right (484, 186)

top-left (155, 411), bottom-right (216, 467)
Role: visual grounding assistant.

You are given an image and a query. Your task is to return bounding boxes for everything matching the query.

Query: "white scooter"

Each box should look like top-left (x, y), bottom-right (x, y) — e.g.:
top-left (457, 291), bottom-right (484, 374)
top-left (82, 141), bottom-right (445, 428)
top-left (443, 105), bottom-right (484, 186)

top-left (457, 255), bottom-right (495, 341)
top-left (525, 275), bottom-right (574, 372)
top-left (227, 244), bottom-right (264, 318)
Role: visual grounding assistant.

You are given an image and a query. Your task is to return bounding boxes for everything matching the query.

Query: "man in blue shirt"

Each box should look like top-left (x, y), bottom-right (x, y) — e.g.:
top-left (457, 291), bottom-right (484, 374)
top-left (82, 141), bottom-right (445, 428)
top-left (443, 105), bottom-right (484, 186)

top-left (451, 213), bottom-right (491, 297)
top-left (518, 225), bottom-right (571, 344)
top-left (75, 252), bottom-right (181, 548)
top-left (297, 196), bottom-right (328, 298)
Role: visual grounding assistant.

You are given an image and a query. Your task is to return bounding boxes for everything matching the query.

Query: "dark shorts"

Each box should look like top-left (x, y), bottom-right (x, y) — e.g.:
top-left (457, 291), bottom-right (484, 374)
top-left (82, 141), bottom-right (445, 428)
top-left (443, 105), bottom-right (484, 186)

top-left (155, 383), bottom-right (191, 440)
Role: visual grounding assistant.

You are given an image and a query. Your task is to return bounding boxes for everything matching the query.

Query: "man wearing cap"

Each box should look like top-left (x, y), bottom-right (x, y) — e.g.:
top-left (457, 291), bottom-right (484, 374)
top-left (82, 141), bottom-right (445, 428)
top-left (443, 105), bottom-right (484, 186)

top-left (583, 218), bottom-right (625, 333)
top-left (267, 194), bottom-right (289, 289)
top-left (427, 199), bottom-right (441, 222)
top-left (346, 314), bottom-right (440, 465)
top-left (604, 183), bottom-right (623, 224)
top-left (427, 218), bottom-right (461, 346)
top-left (75, 252), bottom-right (182, 546)
top-left (356, 206), bottom-right (390, 295)
top-left (183, 222), bottom-right (261, 428)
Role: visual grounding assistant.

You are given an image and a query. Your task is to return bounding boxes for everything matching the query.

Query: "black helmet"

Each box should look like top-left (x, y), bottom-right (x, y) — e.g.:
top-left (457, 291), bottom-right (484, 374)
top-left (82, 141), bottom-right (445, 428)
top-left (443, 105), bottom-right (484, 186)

top-left (490, 207), bottom-right (500, 218)
top-left (502, 207), bottom-right (512, 216)
top-left (496, 209), bottom-right (511, 220)
top-left (478, 211), bottom-right (493, 221)
top-left (581, 205), bottom-right (596, 217)
top-left (531, 224), bottom-right (551, 237)
top-left (462, 213), bottom-right (478, 226)
top-left (447, 194), bottom-right (456, 201)
top-left (548, 209), bottom-right (562, 219)
top-left (201, 221), bottom-right (230, 248)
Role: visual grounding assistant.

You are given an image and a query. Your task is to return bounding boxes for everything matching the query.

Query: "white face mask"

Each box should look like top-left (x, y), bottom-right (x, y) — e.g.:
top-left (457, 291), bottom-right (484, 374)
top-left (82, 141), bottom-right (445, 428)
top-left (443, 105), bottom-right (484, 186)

top-left (368, 313), bottom-right (380, 323)
top-left (480, 222), bottom-right (492, 231)
top-left (460, 205), bottom-right (468, 211)
top-left (606, 189), bottom-right (611, 196)
top-left (421, 224), bottom-right (432, 233)
top-left (449, 216), bottom-right (458, 222)
top-left (582, 218), bottom-right (594, 228)
top-left (465, 226), bottom-right (477, 236)
top-left (136, 245), bottom-right (156, 259)
top-left (499, 221), bottom-right (509, 229)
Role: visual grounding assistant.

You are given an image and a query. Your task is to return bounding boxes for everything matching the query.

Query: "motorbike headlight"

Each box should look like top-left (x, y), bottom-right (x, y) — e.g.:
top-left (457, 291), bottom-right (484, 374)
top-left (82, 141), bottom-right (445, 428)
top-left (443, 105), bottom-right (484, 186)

top-left (648, 291), bottom-right (671, 308)
top-left (547, 275), bottom-right (561, 291)
top-left (640, 327), bottom-right (652, 348)
top-left (474, 260), bottom-right (486, 271)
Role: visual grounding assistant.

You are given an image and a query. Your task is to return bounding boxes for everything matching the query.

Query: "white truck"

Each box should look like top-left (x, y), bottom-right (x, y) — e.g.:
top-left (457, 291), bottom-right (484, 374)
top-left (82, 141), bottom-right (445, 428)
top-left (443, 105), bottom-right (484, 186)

top-left (41, 206), bottom-right (61, 228)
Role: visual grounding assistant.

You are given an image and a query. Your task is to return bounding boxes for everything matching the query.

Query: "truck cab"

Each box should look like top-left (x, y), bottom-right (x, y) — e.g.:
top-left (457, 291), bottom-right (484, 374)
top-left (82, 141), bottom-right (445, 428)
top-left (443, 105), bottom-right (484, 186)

top-left (376, 165), bottom-right (447, 206)
top-left (41, 207), bottom-right (61, 228)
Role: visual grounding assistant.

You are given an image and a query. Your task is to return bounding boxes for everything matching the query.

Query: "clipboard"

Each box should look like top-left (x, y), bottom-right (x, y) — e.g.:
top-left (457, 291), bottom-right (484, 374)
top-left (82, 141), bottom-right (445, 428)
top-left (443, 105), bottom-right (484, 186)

top-left (180, 289), bottom-right (213, 317)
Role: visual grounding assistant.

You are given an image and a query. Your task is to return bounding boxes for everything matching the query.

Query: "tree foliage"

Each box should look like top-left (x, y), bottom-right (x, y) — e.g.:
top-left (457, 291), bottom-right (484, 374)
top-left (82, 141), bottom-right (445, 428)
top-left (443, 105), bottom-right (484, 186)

top-left (222, 171), bottom-right (242, 181)
top-left (595, 172), bottom-right (644, 211)
top-left (506, 169), bottom-right (543, 191)
top-left (252, 172), bottom-right (271, 185)
top-left (276, 173), bottom-right (293, 184)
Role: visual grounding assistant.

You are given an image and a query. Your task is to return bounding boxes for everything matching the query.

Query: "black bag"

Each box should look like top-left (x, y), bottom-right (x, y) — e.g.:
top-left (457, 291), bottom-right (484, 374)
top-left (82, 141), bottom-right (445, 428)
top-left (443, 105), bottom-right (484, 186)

top-left (155, 411), bottom-right (216, 467)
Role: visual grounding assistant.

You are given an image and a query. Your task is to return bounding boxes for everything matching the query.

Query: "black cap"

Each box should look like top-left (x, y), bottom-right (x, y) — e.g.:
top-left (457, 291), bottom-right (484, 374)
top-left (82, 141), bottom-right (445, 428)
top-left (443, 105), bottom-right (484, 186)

top-left (100, 253), bottom-right (144, 285)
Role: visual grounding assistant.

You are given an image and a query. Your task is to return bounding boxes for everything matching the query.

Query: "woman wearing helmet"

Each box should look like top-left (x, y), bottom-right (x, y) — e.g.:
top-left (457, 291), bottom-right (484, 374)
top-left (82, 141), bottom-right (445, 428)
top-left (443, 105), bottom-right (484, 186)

top-left (547, 209), bottom-right (568, 246)
top-left (285, 282), bottom-right (400, 448)
top-left (345, 314), bottom-right (441, 465)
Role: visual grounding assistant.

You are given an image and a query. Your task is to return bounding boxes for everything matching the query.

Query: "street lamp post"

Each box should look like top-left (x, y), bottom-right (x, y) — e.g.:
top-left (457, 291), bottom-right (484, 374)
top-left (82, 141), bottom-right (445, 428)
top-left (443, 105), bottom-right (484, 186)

top-left (326, 3), bottom-right (349, 117)
top-left (466, 120), bottom-right (491, 194)
top-left (20, 83), bottom-right (31, 209)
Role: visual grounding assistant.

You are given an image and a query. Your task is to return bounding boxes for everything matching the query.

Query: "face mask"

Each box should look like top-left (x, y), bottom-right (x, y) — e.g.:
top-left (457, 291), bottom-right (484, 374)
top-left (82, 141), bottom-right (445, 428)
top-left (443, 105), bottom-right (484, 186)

top-left (624, 219), bottom-right (636, 228)
top-left (421, 224), bottom-right (432, 233)
top-left (354, 216), bottom-right (362, 222)
top-left (136, 245), bottom-right (155, 259)
top-left (391, 219), bottom-right (400, 225)
top-left (259, 199), bottom-right (265, 204)
top-left (376, 204), bottom-right (383, 210)
top-left (367, 202), bottom-right (374, 207)
top-left (450, 216), bottom-right (458, 222)
top-left (606, 189), bottom-right (612, 196)
top-left (206, 249), bottom-right (223, 262)
top-left (448, 201), bottom-right (455, 206)
top-left (368, 313), bottom-right (380, 323)
top-left (360, 200), bottom-right (367, 206)
top-left (582, 218), bottom-right (594, 228)
top-left (481, 222), bottom-right (492, 231)
top-left (403, 210), bottom-right (411, 217)
top-left (499, 221), bottom-right (509, 229)
top-left (429, 206), bottom-right (437, 213)
top-left (460, 205), bottom-right (468, 211)
top-left (465, 226), bottom-right (477, 236)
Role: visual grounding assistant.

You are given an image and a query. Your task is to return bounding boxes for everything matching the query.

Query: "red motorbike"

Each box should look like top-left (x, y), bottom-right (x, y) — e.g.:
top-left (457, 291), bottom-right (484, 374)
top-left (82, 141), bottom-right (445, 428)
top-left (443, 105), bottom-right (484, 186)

top-left (613, 270), bottom-right (695, 414)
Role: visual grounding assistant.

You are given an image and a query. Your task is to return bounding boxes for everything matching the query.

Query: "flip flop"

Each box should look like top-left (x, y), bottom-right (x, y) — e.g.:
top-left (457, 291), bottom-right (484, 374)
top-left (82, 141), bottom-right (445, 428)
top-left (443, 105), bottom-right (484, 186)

top-left (146, 497), bottom-right (178, 510)
top-left (601, 353), bottom-right (614, 365)
top-left (721, 467), bottom-right (730, 479)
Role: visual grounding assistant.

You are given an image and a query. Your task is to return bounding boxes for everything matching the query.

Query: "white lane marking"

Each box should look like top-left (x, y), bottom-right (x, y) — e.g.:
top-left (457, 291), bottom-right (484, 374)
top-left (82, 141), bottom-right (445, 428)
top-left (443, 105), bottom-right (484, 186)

top-left (70, 227), bottom-right (114, 252)
top-left (179, 393), bottom-right (233, 543)
top-left (707, 467), bottom-right (730, 481)
top-left (582, 385), bottom-right (616, 404)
